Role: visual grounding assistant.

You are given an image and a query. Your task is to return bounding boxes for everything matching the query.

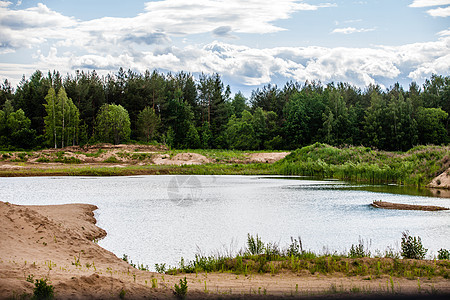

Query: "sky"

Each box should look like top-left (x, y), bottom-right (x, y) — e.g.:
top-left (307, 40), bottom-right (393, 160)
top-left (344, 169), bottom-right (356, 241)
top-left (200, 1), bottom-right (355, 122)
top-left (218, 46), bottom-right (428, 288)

top-left (0, 0), bottom-right (449, 95)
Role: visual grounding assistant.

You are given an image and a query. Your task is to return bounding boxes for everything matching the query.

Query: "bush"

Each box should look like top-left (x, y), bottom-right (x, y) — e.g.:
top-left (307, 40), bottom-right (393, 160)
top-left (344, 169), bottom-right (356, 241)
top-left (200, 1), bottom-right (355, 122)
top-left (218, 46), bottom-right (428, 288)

top-left (247, 234), bottom-right (264, 255)
top-left (400, 231), bottom-right (427, 259)
top-left (32, 278), bottom-right (54, 300)
top-left (438, 248), bottom-right (450, 260)
top-left (174, 277), bottom-right (188, 299)
top-left (286, 236), bottom-right (303, 257)
top-left (348, 242), bottom-right (370, 258)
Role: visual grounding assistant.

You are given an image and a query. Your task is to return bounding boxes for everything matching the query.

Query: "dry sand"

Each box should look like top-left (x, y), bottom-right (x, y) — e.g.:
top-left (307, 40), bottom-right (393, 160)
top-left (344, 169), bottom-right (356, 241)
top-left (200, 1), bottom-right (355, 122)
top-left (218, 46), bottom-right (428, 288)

top-left (429, 167), bottom-right (450, 189)
top-left (1, 201), bottom-right (449, 299)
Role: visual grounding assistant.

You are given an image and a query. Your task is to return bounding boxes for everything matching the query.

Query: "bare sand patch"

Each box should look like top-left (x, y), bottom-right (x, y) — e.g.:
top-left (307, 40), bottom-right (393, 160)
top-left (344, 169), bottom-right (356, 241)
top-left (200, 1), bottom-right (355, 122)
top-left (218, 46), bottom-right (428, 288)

top-left (153, 153), bottom-right (212, 165)
top-left (429, 167), bottom-right (450, 189)
top-left (246, 152), bottom-right (290, 163)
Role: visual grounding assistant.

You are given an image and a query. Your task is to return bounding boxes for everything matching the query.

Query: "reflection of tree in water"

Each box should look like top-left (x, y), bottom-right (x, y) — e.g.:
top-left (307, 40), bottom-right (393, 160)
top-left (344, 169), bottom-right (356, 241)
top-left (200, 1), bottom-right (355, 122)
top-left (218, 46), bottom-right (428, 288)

top-left (167, 176), bottom-right (202, 206)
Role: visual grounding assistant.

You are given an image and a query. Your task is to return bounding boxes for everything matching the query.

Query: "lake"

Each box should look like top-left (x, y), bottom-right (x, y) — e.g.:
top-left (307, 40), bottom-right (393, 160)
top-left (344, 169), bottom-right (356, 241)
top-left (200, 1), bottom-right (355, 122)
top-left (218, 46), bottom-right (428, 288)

top-left (1, 175), bottom-right (449, 269)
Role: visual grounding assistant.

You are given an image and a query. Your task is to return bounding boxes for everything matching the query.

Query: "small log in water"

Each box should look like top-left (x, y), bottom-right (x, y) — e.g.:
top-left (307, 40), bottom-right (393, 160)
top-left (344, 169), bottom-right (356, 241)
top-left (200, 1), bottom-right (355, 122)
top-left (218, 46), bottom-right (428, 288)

top-left (371, 200), bottom-right (449, 211)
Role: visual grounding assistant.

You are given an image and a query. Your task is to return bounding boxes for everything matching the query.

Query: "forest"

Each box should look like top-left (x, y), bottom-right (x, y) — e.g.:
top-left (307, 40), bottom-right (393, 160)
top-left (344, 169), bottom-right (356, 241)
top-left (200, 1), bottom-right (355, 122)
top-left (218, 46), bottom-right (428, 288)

top-left (0, 69), bottom-right (449, 151)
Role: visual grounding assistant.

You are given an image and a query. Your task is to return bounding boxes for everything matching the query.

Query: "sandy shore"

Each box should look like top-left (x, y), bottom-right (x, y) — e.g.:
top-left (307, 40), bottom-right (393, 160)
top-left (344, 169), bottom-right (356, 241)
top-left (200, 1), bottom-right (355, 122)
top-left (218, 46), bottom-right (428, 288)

top-left (1, 201), bottom-right (449, 299)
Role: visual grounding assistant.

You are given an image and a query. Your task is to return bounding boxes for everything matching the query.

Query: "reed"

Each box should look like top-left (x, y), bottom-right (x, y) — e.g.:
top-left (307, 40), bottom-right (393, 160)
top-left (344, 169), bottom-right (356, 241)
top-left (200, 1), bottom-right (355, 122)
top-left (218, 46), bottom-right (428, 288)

top-left (277, 143), bottom-right (450, 186)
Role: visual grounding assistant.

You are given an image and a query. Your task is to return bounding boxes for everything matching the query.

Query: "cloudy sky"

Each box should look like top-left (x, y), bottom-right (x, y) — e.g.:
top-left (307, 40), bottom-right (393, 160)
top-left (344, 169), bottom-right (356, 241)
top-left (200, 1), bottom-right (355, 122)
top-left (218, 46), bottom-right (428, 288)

top-left (0, 0), bottom-right (449, 94)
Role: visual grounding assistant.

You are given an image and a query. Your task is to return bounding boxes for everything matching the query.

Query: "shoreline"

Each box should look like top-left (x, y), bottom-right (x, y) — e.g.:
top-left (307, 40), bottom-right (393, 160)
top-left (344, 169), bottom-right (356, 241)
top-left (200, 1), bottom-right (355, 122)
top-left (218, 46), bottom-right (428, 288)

top-left (1, 201), bottom-right (450, 299)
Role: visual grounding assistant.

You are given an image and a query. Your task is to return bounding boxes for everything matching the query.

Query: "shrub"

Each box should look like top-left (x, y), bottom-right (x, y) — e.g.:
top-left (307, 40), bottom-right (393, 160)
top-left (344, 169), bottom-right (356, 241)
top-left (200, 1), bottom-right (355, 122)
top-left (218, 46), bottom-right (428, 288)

top-left (32, 278), bottom-right (54, 300)
top-left (103, 156), bottom-right (120, 163)
top-left (119, 288), bottom-right (126, 299)
top-left (174, 277), bottom-right (188, 299)
top-left (438, 248), bottom-right (450, 260)
top-left (36, 157), bottom-right (50, 163)
top-left (348, 240), bottom-right (370, 258)
top-left (155, 263), bottom-right (166, 274)
top-left (401, 231), bottom-right (427, 259)
top-left (247, 234), bottom-right (264, 255)
top-left (286, 236), bottom-right (303, 257)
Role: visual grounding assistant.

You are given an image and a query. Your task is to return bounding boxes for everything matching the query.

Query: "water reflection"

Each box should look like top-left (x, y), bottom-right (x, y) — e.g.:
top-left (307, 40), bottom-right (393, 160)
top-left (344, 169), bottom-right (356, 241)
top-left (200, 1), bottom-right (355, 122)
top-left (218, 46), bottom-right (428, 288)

top-left (261, 176), bottom-right (447, 198)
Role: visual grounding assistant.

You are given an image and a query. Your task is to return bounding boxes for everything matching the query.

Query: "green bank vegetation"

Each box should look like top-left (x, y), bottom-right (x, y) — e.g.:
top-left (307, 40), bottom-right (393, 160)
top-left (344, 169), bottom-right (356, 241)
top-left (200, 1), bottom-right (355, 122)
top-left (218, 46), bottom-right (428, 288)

top-left (1, 143), bottom-right (449, 188)
top-left (158, 233), bottom-right (450, 280)
top-left (277, 143), bottom-right (450, 186)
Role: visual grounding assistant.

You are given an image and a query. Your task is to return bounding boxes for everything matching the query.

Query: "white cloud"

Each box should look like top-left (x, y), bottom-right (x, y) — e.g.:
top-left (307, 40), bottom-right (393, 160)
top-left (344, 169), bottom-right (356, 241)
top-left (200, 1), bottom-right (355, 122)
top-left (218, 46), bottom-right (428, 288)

top-left (437, 28), bottom-right (450, 35)
top-left (0, 1), bottom-right (337, 54)
top-left (331, 27), bottom-right (375, 34)
top-left (409, 0), bottom-right (450, 7)
top-left (0, 1), bottom-right (448, 90)
top-left (0, 3), bottom-right (77, 52)
top-left (427, 6), bottom-right (450, 17)
top-left (0, 1), bottom-right (11, 8)
top-left (4, 36), bottom-right (446, 89)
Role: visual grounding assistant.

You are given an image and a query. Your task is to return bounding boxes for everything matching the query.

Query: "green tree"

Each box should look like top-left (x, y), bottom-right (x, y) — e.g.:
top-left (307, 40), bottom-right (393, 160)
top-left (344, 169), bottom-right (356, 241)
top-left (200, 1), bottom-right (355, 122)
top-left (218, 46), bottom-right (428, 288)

top-left (226, 111), bottom-right (257, 150)
top-left (44, 88), bottom-right (80, 148)
top-left (231, 92), bottom-right (249, 118)
top-left (15, 70), bottom-right (52, 135)
top-left (137, 106), bottom-right (160, 142)
top-left (199, 121), bottom-right (212, 149)
top-left (416, 107), bottom-right (448, 145)
top-left (43, 88), bottom-right (58, 148)
top-left (283, 93), bottom-right (309, 148)
top-left (363, 91), bottom-right (388, 149)
top-left (0, 100), bottom-right (36, 149)
top-left (185, 124), bottom-right (201, 148)
top-left (7, 109), bottom-right (36, 149)
top-left (96, 104), bottom-right (131, 144)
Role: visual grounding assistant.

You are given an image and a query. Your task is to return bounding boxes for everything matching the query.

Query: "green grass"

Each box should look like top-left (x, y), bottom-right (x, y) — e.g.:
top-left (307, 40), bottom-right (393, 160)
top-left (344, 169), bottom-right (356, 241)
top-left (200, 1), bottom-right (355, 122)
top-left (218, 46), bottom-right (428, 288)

top-left (0, 163), bottom-right (277, 177)
top-left (277, 143), bottom-right (450, 186)
top-left (162, 234), bottom-right (450, 279)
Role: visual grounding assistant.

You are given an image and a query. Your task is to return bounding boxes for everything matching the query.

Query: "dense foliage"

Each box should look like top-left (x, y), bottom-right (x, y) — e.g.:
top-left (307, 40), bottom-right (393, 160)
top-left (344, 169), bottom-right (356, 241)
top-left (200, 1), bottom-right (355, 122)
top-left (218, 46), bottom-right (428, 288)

top-left (0, 69), bottom-right (449, 150)
top-left (278, 143), bottom-right (450, 185)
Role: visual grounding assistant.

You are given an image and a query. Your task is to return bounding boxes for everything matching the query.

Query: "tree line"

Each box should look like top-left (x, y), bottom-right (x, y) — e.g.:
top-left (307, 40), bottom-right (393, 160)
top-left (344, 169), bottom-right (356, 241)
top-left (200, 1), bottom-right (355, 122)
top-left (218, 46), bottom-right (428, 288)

top-left (0, 69), bottom-right (449, 151)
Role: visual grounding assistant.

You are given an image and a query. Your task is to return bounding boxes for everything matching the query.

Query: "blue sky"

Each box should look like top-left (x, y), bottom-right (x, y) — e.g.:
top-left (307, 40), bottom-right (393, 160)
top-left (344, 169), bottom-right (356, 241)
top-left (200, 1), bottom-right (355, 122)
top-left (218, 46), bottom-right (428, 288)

top-left (0, 0), bottom-right (449, 95)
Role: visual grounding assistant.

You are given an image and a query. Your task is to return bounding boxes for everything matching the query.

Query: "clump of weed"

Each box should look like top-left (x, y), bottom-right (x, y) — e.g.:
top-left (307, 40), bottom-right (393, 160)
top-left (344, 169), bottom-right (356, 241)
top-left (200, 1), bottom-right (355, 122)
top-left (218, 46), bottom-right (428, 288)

top-left (103, 156), bottom-right (120, 163)
top-left (401, 231), bottom-right (427, 259)
top-left (151, 278), bottom-right (158, 288)
top-left (174, 277), bottom-right (188, 299)
top-left (32, 278), bottom-right (54, 300)
top-left (155, 263), bottom-right (166, 273)
top-left (286, 236), bottom-right (303, 257)
top-left (348, 239), bottom-right (371, 258)
top-left (26, 274), bottom-right (34, 283)
top-left (247, 234), bottom-right (264, 255)
top-left (54, 156), bottom-right (81, 164)
top-left (438, 248), bottom-right (450, 260)
top-left (36, 157), bottom-right (50, 163)
top-left (119, 288), bottom-right (126, 299)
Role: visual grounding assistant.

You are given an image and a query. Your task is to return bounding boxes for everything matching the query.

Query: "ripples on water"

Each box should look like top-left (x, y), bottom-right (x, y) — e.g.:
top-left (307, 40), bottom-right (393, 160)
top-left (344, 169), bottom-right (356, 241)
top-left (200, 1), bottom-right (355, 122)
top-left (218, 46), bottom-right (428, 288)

top-left (1, 175), bottom-right (449, 269)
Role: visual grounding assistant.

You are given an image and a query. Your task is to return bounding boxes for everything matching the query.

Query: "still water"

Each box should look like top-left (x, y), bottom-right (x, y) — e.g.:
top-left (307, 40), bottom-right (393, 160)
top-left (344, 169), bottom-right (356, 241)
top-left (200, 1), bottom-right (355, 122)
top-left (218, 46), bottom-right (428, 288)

top-left (1, 175), bottom-right (449, 268)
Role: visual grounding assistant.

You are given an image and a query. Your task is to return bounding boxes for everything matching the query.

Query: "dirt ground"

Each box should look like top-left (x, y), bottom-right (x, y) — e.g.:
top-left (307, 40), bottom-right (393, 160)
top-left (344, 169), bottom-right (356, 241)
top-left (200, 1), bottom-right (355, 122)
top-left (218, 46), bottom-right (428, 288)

top-left (0, 201), bottom-right (449, 299)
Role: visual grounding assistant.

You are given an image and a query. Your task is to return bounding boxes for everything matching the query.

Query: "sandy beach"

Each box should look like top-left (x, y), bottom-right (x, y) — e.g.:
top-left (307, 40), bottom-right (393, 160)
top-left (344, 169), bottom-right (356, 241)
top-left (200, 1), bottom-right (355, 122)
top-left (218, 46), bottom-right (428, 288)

top-left (1, 200), bottom-right (449, 299)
